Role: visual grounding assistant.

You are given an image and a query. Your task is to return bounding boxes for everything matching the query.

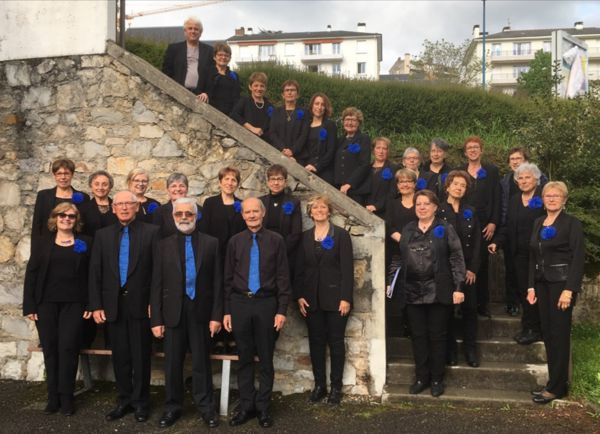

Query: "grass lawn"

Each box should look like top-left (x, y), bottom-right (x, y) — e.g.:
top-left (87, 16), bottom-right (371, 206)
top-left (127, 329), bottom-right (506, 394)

top-left (571, 323), bottom-right (600, 406)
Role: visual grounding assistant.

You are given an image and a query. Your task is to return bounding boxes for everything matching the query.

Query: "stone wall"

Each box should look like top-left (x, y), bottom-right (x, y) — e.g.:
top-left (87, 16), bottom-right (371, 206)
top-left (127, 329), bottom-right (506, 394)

top-left (0, 42), bottom-right (387, 395)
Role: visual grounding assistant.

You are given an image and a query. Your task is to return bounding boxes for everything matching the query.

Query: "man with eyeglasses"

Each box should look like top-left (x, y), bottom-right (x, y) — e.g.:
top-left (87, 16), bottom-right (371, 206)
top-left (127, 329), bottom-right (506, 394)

top-left (150, 198), bottom-right (222, 428)
top-left (88, 190), bottom-right (159, 423)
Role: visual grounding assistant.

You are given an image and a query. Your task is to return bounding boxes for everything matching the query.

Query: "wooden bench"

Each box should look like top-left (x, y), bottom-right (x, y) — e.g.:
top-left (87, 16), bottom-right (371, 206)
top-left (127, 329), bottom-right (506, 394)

top-left (29, 346), bottom-right (244, 416)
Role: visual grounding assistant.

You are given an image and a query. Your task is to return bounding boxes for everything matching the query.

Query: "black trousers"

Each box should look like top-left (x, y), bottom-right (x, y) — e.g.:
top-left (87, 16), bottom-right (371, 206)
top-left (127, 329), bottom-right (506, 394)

top-left (406, 303), bottom-right (452, 383)
top-left (504, 248), bottom-right (519, 307)
top-left (230, 294), bottom-right (277, 413)
top-left (305, 309), bottom-right (349, 390)
top-left (36, 302), bottom-right (84, 399)
top-left (447, 283), bottom-right (478, 353)
top-left (514, 251), bottom-right (541, 333)
top-left (476, 241), bottom-right (490, 309)
top-left (107, 294), bottom-right (152, 409)
top-left (164, 297), bottom-right (214, 413)
top-left (537, 280), bottom-right (573, 397)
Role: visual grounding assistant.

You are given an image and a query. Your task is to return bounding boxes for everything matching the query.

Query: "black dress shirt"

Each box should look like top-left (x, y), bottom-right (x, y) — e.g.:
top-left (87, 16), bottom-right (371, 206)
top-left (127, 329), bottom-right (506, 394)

top-left (267, 107), bottom-right (310, 161)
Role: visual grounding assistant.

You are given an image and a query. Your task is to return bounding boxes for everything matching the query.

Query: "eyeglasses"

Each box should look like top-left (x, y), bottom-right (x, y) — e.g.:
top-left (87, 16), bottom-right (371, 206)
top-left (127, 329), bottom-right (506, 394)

top-left (174, 211), bottom-right (195, 218)
top-left (132, 179), bottom-right (148, 184)
top-left (215, 53), bottom-right (231, 58)
top-left (54, 171), bottom-right (72, 177)
top-left (113, 201), bottom-right (137, 208)
top-left (268, 177), bottom-right (286, 182)
top-left (544, 194), bottom-right (563, 199)
top-left (57, 213), bottom-right (77, 220)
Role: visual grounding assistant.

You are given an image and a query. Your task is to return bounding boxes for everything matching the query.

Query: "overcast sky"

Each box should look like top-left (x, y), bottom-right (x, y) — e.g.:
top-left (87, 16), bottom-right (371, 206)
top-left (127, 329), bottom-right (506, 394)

top-left (127, 0), bottom-right (600, 72)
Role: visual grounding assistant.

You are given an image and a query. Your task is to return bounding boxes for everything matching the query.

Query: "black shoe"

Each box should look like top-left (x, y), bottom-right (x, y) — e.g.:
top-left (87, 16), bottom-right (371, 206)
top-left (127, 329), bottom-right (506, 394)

top-left (200, 411), bottom-right (219, 428)
top-left (446, 351), bottom-right (458, 366)
top-left (431, 381), bottom-right (445, 397)
top-left (158, 410), bottom-right (181, 428)
top-left (327, 388), bottom-right (342, 405)
top-left (60, 394), bottom-right (75, 416)
top-left (106, 404), bottom-right (134, 421)
top-left (515, 330), bottom-right (542, 345)
top-left (229, 409), bottom-right (256, 427)
top-left (532, 391), bottom-right (560, 404)
top-left (409, 380), bottom-right (429, 395)
top-left (134, 408), bottom-right (149, 423)
top-left (465, 349), bottom-right (480, 368)
top-left (257, 411), bottom-right (273, 428)
top-left (509, 305), bottom-right (520, 316)
top-left (44, 397), bottom-right (59, 415)
top-left (309, 385), bottom-right (327, 402)
top-left (477, 305), bottom-right (491, 318)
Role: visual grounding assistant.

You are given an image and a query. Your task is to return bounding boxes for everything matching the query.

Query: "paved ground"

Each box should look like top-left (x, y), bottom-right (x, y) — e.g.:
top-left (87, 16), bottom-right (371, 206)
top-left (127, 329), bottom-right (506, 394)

top-left (1, 380), bottom-right (599, 434)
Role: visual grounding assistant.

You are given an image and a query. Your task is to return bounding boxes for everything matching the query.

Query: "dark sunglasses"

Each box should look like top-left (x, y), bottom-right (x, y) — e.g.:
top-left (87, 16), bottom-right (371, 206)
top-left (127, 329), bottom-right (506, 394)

top-left (57, 213), bottom-right (77, 220)
top-left (174, 211), bottom-right (195, 218)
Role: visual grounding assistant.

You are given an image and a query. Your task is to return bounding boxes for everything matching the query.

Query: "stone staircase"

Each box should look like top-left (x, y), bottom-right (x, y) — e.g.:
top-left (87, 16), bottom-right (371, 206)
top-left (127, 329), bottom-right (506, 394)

top-left (382, 303), bottom-right (548, 404)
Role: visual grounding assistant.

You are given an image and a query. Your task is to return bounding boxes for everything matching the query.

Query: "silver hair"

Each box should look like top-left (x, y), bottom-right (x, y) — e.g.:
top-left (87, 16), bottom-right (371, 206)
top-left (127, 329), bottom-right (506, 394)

top-left (172, 197), bottom-right (198, 215)
top-left (114, 190), bottom-right (137, 202)
top-left (514, 162), bottom-right (542, 184)
top-left (430, 138), bottom-right (449, 152)
top-left (184, 16), bottom-right (203, 33)
top-left (241, 197), bottom-right (265, 213)
top-left (403, 147), bottom-right (421, 159)
top-left (166, 173), bottom-right (189, 188)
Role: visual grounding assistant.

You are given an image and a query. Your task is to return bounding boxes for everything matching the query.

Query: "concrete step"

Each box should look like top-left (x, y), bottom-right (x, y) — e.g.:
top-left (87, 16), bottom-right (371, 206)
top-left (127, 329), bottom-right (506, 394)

top-left (386, 359), bottom-right (547, 392)
top-left (387, 337), bottom-right (546, 364)
top-left (382, 384), bottom-right (534, 405)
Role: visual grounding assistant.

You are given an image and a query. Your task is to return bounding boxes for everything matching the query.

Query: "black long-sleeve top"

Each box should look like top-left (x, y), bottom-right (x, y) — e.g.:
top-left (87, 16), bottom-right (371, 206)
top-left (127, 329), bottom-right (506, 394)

top-left (208, 67), bottom-right (241, 115)
top-left (437, 202), bottom-right (482, 274)
top-left (79, 197), bottom-right (118, 238)
top-left (460, 163), bottom-right (501, 226)
top-left (259, 192), bottom-right (302, 257)
top-left (230, 96), bottom-right (273, 136)
top-left (333, 131), bottom-right (371, 187)
top-left (346, 160), bottom-right (398, 217)
top-left (224, 228), bottom-right (291, 315)
top-left (305, 119), bottom-right (338, 184)
top-left (136, 196), bottom-right (161, 224)
top-left (201, 194), bottom-right (246, 265)
top-left (422, 161), bottom-right (452, 199)
top-left (267, 106), bottom-right (310, 162)
top-left (385, 196), bottom-right (417, 258)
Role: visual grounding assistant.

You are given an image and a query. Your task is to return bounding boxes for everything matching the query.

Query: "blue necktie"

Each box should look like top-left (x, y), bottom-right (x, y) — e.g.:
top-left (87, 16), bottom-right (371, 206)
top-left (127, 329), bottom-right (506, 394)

top-left (248, 233), bottom-right (260, 294)
top-left (185, 235), bottom-right (196, 300)
top-left (119, 226), bottom-right (129, 288)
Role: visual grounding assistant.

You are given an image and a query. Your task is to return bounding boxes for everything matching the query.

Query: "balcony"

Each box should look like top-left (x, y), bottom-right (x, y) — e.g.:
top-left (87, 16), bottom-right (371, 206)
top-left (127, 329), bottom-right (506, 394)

top-left (489, 73), bottom-right (518, 85)
top-left (489, 50), bottom-right (535, 63)
top-left (235, 55), bottom-right (277, 64)
top-left (588, 46), bottom-right (600, 59)
top-left (300, 53), bottom-right (343, 63)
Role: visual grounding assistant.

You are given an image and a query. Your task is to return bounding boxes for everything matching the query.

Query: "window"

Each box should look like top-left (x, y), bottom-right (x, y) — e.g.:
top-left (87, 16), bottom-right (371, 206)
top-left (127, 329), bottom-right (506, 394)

top-left (284, 43), bottom-right (294, 56)
top-left (332, 64), bottom-right (341, 75)
top-left (513, 42), bottom-right (531, 56)
top-left (513, 65), bottom-right (530, 78)
top-left (491, 43), bottom-right (502, 56)
top-left (357, 62), bottom-right (366, 74)
top-left (332, 43), bottom-right (341, 54)
top-left (308, 65), bottom-right (319, 73)
top-left (304, 43), bottom-right (321, 55)
top-left (258, 45), bottom-right (274, 58)
top-left (543, 41), bottom-right (552, 53)
top-left (356, 40), bottom-right (367, 54)
top-left (240, 46), bottom-right (250, 59)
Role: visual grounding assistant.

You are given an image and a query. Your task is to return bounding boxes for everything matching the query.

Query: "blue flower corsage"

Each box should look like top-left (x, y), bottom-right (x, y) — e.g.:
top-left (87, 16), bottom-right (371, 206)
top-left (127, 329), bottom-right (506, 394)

top-left (147, 202), bottom-right (159, 214)
top-left (528, 196), bottom-right (543, 209)
top-left (321, 235), bottom-right (334, 250)
top-left (347, 143), bottom-right (361, 154)
top-left (267, 105), bottom-right (274, 117)
top-left (72, 192), bottom-right (84, 204)
top-left (319, 127), bottom-right (327, 141)
top-left (476, 167), bottom-right (487, 179)
top-left (540, 226), bottom-right (557, 241)
top-left (463, 208), bottom-right (473, 220)
top-left (440, 173), bottom-right (448, 184)
top-left (381, 168), bottom-right (393, 181)
top-left (282, 201), bottom-right (294, 215)
top-left (296, 109), bottom-right (304, 120)
top-left (416, 178), bottom-right (427, 190)
top-left (73, 239), bottom-right (87, 254)
top-left (433, 225), bottom-right (445, 238)
top-left (233, 200), bottom-right (242, 213)
top-left (228, 71), bottom-right (238, 81)
top-left (196, 211), bottom-right (203, 221)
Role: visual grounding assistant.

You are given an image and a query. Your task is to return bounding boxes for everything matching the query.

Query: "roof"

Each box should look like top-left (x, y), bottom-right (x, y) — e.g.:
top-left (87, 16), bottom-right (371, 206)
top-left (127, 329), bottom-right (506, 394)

top-left (227, 30), bottom-right (381, 42)
top-left (125, 26), bottom-right (220, 46)
top-left (482, 26), bottom-right (600, 40)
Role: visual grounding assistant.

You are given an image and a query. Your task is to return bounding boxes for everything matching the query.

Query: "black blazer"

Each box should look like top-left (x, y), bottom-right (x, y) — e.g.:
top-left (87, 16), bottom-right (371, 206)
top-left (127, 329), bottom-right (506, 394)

top-left (201, 194), bottom-right (246, 263)
top-left (259, 193), bottom-right (302, 256)
top-left (88, 220), bottom-right (159, 321)
top-left (79, 197), bottom-right (118, 238)
top-left (306, 119), bottom-right (338, 184)
top-left (294, 225), bottom-right (354, 312)
top-left (151, 231), bottom-right (223, 328)
top-left (347, 160), bottom-right (398, 215)
top-left (422, 161), bottom-right (452, 199)
top-left (437, 202), bottom-right (481, 274)
top-left (207, 66), bottom-right (241, 115)
top-left (162, 41), bottom-right (214, 94)
top-left (23, 233), bottom-right (93, 315)
top-left (460, 163), bottom-right (501, 226)
top-left (528, 212), bottom-right (585, 292)
top-left (136, 197), bottom-right (161, 224)
top-left (333, 131), bottom-right (371, 186)
top-left (267, 107), bottom-right (310, 159)
top-left (152, 202), bottom-right (177, 239)
top-left (31, 187), bottom-right (90, 249)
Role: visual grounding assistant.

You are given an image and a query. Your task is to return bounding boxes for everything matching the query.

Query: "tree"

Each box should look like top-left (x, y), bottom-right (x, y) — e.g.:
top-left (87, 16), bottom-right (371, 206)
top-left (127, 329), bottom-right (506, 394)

top-left (411, 38), bottom-right (484, 85)
top-left (516, 50), bottom-right (561, 98)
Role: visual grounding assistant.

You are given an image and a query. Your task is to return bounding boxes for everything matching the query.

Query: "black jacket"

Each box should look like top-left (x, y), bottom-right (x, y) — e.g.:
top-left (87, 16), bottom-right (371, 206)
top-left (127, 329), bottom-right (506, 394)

top-left (151, 231), bottom-right (223, 328)
top-left (422, 161), bottom-right (452, 199)
top-left (437, 202), bottom-right (481, 274)
top-left (294, 225), bottom-right (354, 312)
top-left (259, 193), bottom-right (302, 257)
top-left (306, 119), bottom-right (338, 184)
top-left (460, 163), bottom-right (501, 226)
top-left (333, 131), bottom-right (371, 186)
top-left (346, 160), bottom-right (398, 215)
top-left (200, 194), bottom-right (246, 264)
top-left (528, 212), bottom-right (585, 292)
top-left (136, 197), bottom-right (161, 224)
top-left (23, 233), bottom-right (93, 316)
top-left (152, 201), bottom-right (203, 240)
top-left (79, 197), bottom-right (118, 238)
top-left (230, 96), bottom-right (273, 136)
top-left (267, 107), bottom-right (310, 160)
top-left (162, 41), bottom-right (214, 94)
top-left (208, 66), bottom-right (241, 115)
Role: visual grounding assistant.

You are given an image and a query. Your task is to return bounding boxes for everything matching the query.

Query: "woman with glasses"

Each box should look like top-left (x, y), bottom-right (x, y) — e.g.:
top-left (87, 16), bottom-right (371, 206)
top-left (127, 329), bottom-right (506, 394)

top-left (152, 173), bottom-right (190, 239)
top-left (422, 138), bottom-right (453, 198)
top-left (127, 168), bottom-right (160, 224)
top-left (401, 147), bottom-right (434, 193)
top-left (208, 43), bottom-right (241, 115)
top-left (23, 203), bottom-right (93, 416)
top-left (527, 181), bottom-right (585, 404)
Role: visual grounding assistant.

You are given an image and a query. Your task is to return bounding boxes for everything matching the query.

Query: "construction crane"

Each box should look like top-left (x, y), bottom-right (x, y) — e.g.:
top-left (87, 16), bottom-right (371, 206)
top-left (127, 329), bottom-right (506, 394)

top-left (125, 1), bottom-right (223, 27)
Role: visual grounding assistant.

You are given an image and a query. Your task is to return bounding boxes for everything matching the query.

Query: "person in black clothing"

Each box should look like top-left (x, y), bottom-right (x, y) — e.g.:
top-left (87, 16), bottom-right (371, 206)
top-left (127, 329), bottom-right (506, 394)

top-left (527, 181), bottom-right (585, 404)
top-left (259, 165), bottom-right (302, 275)
top-left (333, 107), bottom-right (371, 191)
top-left (127, 168), bottom-right (160, 224)
top-left (79, 170), bottom-right (118, 237)
top-left (31, 158), bottom-right (90, 252)
top-left (437, 170), bottom-right (481, 367)
top-left (401, 147), bottom-right (434, 191)
top-left (267, 80), bottom-right (310, 163)
top-left (223, 198), bottom-right (291, 428)
top-left (398, 190), bottom-right (465, 398)
top-left (460, 136), bottom-right (500, 318)
top-left (422, 138), bottom-right (453, 198)
top-left (162, 17), bottom-right (214, 101)
top-left (340, 136), bottom-right (397, 217)
top-left (23, 203), bottom-right (92, 416)
top-left (294, 195), bottom-right (354, 405)
top-left (304, 92), bottom-right (337, 185)
top-left (152, 173), bottom-right (190, 239)
top-left (151, 198), bottom-right (222, 429)
top-left (208, 43), bottom-right (240, 115)
top-left (230, 71), bottom-right (272, 139)
top-left (489, 163), bottom-right (546, 345)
